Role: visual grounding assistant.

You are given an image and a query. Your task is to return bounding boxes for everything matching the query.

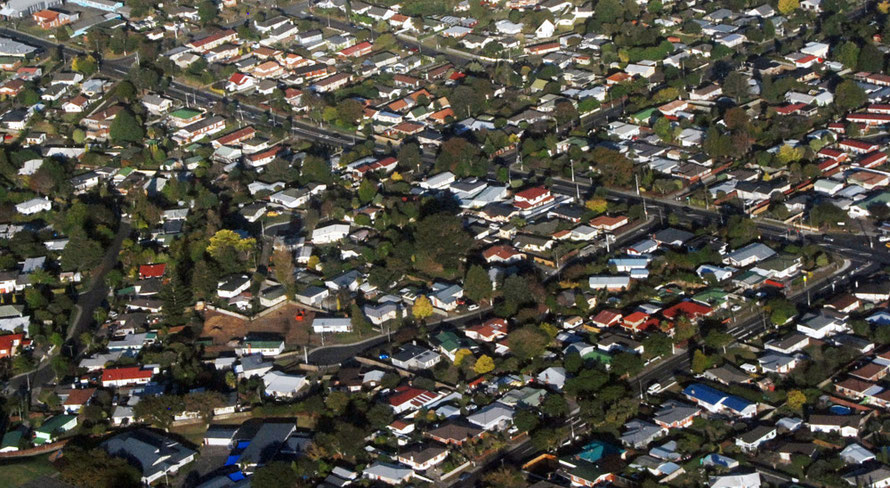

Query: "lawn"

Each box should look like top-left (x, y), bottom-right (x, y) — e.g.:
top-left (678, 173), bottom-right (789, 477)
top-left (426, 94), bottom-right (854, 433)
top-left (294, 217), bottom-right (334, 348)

top-left (0, 454), bottom-right (58, 487)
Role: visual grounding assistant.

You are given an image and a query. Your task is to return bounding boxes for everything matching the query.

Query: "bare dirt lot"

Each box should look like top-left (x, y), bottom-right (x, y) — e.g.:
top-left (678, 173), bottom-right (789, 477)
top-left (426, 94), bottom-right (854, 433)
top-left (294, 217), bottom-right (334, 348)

top-left (201, 303), bottom-right (318, 352)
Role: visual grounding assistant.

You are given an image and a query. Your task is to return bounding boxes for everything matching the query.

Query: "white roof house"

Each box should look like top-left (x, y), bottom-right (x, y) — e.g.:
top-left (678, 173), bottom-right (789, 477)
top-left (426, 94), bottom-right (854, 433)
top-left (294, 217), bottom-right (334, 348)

top-left (312, 317), bottom-right (352, 333)
top-left (311, 223), bottom-right (350, 244)
top-left (15, 197), bottom-right (51, 215)
top-left (261, 371), bottom-right (307, 398)
top-left (467, 402), bottom-right (515, 431)
top-left (537, 366), bottom-right (567, 390)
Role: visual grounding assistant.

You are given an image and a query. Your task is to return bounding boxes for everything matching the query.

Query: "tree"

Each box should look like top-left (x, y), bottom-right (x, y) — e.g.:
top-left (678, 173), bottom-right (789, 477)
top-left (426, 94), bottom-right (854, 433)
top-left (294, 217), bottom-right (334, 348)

top-left (858, 43), bottom-right (885, 73)
top-left (270, 248), bottom-right (296, 298)
top-left (500, 274), bottom-right (535, 316)
top-left (207, 229), bottom-right (255, 272)
top-left (541, 394), bottom-right (568, 417)
top-left (454, 348), bottom-right (472, 366)
top-left (115, 80), bottom-right (136, 100)
top-left (585, 198), bottom-right (608, 214)
top-left (251, 462), bottom-right (299, 488)
top-left (836, 80), bottom-right (867, 111)
top-left (611, 352), bottom-right (643, 377)
top-left (357, 178), bottom-right (377, 204)
top-left (778, 0), bottom-right (799, 14)
top-left (591, 147), bottom-right (633, 187)
top-left (398, 143), bottom-right (422, 171)
top-left (325, 391), bottom-right (350, 415)
top-left (183, 391), bottom-right (225, 420)
top-left (198, 0), bottom-right (218, 24)
top-left (72, 55), bottom-right (97, 75)
top-left (837, 41), bottom-right (860, 70)
top-left (133, 394), bottom-right (184, 430)
top-left (464, 265), bottom-right (492, 304)
top-left (109, 109), bottom-right (144, 144)
top-left (414, 214), bottom-right (472, 273)
top-left (482, 466), bottom-right (528, 488)
top-left (336, 98), bottom-right (364, 125)
top-left (59, 447), bottom-right (141, 488)
top-left (160, 269), bottom-right (190, 325)
top-left (723, 71), bottom-right (750, 102)
top-left (692, 350), bottom-right (711, 373)
top-left (413, 295), bottom-right (433, 320)
top-left (507, 325), bottom-right (549, 360)
top-left (787, 389), bottom-right (807, 411)
top-left (474, 354), bottom-right (495, 375)
top-left (513, 409), bottom-right (539, 432)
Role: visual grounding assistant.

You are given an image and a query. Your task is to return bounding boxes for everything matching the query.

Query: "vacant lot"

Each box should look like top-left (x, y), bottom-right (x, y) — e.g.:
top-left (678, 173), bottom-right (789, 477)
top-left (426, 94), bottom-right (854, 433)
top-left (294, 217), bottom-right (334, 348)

top-left (202, 303), bottom-right (317, 351)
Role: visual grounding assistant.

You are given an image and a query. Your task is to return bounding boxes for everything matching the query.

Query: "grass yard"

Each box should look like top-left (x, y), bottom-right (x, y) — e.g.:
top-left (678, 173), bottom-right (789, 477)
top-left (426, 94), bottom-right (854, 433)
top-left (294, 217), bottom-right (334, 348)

top-left (0, 454), bottom-right (57, 487)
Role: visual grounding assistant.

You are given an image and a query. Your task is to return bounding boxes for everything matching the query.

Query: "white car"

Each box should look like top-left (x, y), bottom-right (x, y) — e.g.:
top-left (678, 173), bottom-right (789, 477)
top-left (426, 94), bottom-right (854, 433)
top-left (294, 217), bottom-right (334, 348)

top-left (647, 382), bottom-right (662, 395)
top-left (467, 303), bottom-right (479, 311)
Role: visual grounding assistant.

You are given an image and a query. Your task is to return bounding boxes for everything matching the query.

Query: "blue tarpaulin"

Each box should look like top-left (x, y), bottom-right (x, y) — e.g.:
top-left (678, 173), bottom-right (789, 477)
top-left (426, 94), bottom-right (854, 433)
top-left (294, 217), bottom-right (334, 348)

top-left (228, 472), bottom-right (246, 481)
top-left (224, 455), bottom-right (241, 466)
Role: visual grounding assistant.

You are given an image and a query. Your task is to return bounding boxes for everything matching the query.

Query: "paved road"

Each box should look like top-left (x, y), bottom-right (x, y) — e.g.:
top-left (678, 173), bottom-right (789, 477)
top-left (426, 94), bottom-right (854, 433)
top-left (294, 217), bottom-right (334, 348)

top-left (307, 306), bottom-right (493, 364)
top-left (4, 220), bottom-right (130, 394)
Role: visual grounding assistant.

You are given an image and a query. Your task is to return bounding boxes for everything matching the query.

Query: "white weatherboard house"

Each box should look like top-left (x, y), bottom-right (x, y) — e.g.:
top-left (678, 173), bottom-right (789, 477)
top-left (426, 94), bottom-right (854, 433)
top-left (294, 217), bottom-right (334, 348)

top-left (15, 197), bottom-right (51, 215)
top-left (312, 223), bottom-right (350, 244)
top-left (312, 317), bottom-right (352, 333)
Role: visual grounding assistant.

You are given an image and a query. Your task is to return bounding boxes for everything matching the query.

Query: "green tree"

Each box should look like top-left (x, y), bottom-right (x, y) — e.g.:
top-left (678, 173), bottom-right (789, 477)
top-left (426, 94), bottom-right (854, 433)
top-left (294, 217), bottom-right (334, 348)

top-left (858, 43), bottom-right (885, 72)
top-left (270, 248), bottom-right (296, 298)
top-left (197, 0), bottom-right (218, 24)
top-left (109, 109), bottom-right (144, 144)
top-left (397, 142), bottom-right (422, 171)
top-left (464, 265), bottom-right (493, 304)
top-left (836, 80), bottom-right (867, 111)
top-left (692, 350), bottom-right (711, 373)
top-left (350, 303), bottom-right (373, 335)
top-left (837, 41), bottom-right (860, 70)
top-left (59, 447), bottom-right (141, 488)
top-left (357, 178), bottom-right (377, 204)
top-left (325, 391), bottom-right (350, 415)
top-left (251, 462), bottom-right (299, 488)
top-left (414, 214), bottom-right (472, 273)
top-left (115, 80), bottom-right (136, 100)
top-left (513, 409), bottom-right (539, 432)
top-left (336, 98), bottom-right (364, 125)
top-left (723, 71), bottom-right (750, 102)
top-left (506, 325), bottom-right (549, 360)
top-left (133, 394), bottom-right (185, 430)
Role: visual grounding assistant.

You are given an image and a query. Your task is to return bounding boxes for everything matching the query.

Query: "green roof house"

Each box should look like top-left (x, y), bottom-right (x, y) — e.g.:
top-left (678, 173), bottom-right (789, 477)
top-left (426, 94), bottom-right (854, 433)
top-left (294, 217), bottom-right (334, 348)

top-left (34, 415), bottom-right (77, 445)
top-left (1, 429), bottom-right (22, 452)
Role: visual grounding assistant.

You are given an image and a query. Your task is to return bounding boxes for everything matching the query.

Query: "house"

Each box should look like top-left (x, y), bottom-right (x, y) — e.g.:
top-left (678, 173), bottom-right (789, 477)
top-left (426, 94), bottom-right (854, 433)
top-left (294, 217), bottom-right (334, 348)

top-left (391, 343), bottom-right (441, 370)
top-left (312, 223), bottom-right (350, 244)
top-left (363, 462), bottom-right (413, 485)
top-left (807, 414), bottom-right (862, 437)
top-left (467, 402), bottom-right (515, 431)
top-left (537, 366), bottom-right (567, 390)
top-left (589, 215), bottom-right (628, 231)
top-left (683, 383), bottom-right (757, 418)
top-left (797, 312), bottom-right (847, 339)
top-left (103, 430), bottom-right (197, 484)
top-left (397, 445), bottom-right (447, 471)
top-left (236, 336), bottom-right (284, 357)
top-left (269, 188), bottom-right (309, 209)
top-left (217, 274), bottom-right (251, 299)
top-left (559, 458), bottom-right (616, 487)
top-left (62, 95), bottom-right (89, 113)
top-left (710, 473), bottom-right (762, 488)
top-left (0, 333), bottom-right (27, 359)
top-left (723, 243), bottom-right (776, 267)
top-left (312, 317), bottom-right (352, 333)
top-left (138, 263), bottom-right (166, 279)
top-left (101, 366), bottom-right (154, 387)
top-left (735, 425), bottom-right (777, 452)
top-left (843, 466), bottom-right (890, 488)
top-left (430, 283), bottom-right (463, 311)
top-left (226, 72), bottom-right (256, 92)
top-left (262, 371), bottom-right (307, 398)
top-left (142, 94), bottom-right (173, 115)
top-left (426, 421), bottom-right (483, 446)
top-left (653, 401), bottom-right (700, 429)
top-left (621, 419), bottom-right (666, 449)
top-left (387, 386), bottom-right (443, 414)
top-left (588, 276), bottom-right (631, 291)
top-left (16, 197), bottom-right (50, 215)
top-left (34, 415), bottom-right (77, 444)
